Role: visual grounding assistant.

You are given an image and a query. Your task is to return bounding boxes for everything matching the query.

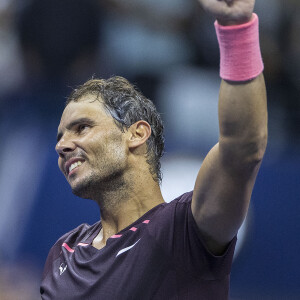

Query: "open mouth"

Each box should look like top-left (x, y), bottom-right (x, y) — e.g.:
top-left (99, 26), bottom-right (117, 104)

top-left (69, 161), bottom-right (82, 173)
top-left (66, 160), bottom-right (85, 176)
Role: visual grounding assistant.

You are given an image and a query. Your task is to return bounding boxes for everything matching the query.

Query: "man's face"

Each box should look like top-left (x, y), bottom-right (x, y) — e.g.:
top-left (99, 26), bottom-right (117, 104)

top-left (56, 95), bottom-right (128, 198)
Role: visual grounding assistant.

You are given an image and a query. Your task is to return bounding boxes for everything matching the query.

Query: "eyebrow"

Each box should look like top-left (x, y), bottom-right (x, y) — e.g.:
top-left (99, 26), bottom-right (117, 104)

top-left (56, 117), bottom-right (95, 142)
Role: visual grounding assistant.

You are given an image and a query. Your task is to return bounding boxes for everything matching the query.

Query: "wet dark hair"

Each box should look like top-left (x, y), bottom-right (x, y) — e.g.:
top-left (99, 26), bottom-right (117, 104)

top-left (66, 76), bottom-right (165, 183)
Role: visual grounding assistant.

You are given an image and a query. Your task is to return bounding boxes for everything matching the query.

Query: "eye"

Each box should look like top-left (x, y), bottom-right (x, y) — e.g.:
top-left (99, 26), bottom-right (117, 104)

top-left (77, 124), bottom-right (89, 133)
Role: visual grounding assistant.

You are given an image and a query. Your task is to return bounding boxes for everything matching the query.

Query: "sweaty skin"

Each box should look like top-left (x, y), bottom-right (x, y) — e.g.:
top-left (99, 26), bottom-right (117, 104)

top-left (55, 0), bottom-right (267, 255)
top-left (56, 95), bottom-right (165, 249)
top-left (191, 0), bottom-right (267, 254)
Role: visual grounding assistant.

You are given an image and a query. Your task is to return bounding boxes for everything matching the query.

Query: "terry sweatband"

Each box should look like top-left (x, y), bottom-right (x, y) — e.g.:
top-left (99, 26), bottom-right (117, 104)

top-left (214, 13), bottom-right (264, 82)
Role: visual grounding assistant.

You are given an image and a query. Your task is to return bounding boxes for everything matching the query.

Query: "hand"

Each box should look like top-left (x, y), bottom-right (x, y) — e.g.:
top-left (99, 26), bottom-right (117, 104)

top-left (197, 0), bottom-right (255, 25)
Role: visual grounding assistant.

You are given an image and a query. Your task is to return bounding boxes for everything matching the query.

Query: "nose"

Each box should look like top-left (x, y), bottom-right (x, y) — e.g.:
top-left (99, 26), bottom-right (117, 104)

top-left (55, 134), bottom-right (76, 157)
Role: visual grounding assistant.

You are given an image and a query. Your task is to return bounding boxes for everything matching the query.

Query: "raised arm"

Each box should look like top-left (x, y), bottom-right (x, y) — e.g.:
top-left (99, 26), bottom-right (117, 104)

top-left (192, 0), bottom-right (268, 255)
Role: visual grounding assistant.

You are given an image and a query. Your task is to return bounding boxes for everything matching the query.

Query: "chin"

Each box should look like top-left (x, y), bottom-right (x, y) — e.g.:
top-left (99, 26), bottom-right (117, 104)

top-left (70, 177), bottom-right (95, 199)
top-left (71, 185), bottom-right (94, 200)
top-left (69, 170), bottom-right (125, 198)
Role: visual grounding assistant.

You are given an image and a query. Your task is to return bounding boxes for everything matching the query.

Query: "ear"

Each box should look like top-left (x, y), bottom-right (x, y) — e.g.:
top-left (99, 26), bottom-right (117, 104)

top-left (128, 120), bottom-right (151, 150)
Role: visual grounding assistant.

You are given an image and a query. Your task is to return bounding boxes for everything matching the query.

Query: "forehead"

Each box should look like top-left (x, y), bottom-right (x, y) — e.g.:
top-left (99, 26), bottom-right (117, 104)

top-left (59, 95), bottom-right (110, 128)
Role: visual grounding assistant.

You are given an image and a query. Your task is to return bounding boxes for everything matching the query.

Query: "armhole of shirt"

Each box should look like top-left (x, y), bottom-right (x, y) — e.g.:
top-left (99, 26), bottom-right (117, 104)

top-left (187, 200), bottom-right (237, 258)
top-left (172, 192), bottom-right (237, 280)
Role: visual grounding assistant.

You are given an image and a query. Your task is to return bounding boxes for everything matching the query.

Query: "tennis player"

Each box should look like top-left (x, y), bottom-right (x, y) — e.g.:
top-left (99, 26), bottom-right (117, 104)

top-left (41, 0), bottom-right (267, 299)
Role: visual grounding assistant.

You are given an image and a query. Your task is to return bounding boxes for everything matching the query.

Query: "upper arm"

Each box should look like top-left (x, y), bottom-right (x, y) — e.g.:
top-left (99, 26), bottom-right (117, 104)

top-left (192, 143), bottom-right (261, 255)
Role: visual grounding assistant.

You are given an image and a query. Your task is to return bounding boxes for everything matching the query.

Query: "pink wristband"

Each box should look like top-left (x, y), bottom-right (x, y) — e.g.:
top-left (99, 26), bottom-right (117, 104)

top-left (214, 13), bottom-right (264, 81)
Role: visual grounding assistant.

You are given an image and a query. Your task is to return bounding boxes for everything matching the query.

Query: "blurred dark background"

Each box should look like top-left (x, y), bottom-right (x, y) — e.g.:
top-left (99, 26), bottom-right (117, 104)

top-left (0, 0), bottom-right (299, 299)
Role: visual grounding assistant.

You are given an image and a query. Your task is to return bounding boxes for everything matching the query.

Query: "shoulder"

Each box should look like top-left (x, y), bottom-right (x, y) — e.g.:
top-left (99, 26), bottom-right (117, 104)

top-left (42, 222), bottom-right (99, 279)
top-left (174, 190), bottom-right (193, 204)
top-left (152, 191), bottom-right (237, 279)
top-left (162, 191), bottom-right (194, 212)
top-left (150, 191), bottom-right (194, 219)
top-left (55, 222), bottom-right (96, 248)
top-left (146, 191), bottom-right (193, 238)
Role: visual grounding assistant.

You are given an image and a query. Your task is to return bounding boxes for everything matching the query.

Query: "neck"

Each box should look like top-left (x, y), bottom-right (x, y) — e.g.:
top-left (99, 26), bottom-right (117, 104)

top-left (92, 171), bottom-right (164, 247)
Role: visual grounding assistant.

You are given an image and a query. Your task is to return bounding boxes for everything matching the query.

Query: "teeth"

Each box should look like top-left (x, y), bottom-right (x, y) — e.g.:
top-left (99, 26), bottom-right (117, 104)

top-left (69, 161), bottom-right (82, 173)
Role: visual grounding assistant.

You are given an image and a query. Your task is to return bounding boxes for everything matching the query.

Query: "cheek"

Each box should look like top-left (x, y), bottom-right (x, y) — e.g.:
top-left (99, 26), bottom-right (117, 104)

top-left (80, 128), bottom-right (125, 161)
top-left (100, 136), bottom-right (126, 162)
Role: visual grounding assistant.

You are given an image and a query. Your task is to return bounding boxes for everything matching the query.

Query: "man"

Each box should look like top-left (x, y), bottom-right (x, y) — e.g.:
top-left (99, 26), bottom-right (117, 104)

top-left (40, 0), bottom-right (267, 299)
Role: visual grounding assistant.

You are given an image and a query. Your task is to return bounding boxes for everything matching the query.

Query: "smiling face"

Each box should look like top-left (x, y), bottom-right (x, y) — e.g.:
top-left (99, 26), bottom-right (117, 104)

top-left (56, 95), bottom-right (128, 199)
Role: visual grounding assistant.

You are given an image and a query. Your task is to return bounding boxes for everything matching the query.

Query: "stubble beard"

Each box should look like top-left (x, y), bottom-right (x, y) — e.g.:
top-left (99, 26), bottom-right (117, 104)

top-left (70, 132), bottom-right (128, 210)
top-left (71, 172), bottom-right (98, 199)
top-left (70, 162), bottom-right (127, 203)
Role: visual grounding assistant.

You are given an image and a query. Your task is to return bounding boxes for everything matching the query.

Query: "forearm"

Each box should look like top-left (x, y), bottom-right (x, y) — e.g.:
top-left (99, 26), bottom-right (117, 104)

top-left (214, 11), bottom-right (268, 172)
top-left (218, 74), bottom-right (268, 171)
